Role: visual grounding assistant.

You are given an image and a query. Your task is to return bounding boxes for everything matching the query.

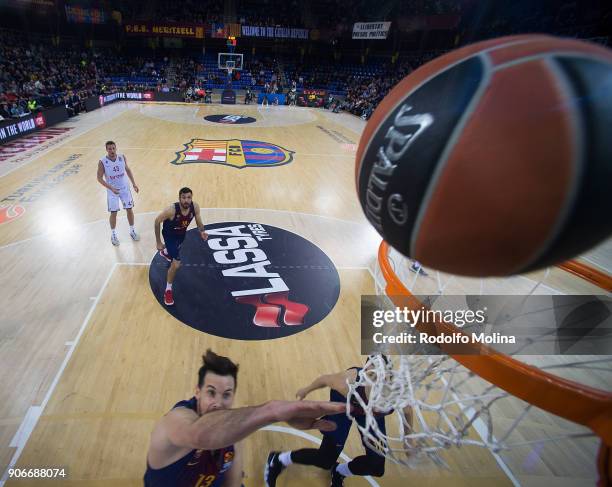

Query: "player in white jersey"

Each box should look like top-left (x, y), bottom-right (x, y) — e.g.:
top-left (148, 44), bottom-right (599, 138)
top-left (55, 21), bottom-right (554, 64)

top-left (96, 141), bottom-right (140, 246)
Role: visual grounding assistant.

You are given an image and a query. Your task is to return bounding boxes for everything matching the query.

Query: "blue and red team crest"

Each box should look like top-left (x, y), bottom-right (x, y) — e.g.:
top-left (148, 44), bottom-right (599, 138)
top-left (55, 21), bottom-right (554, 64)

top-left (172, 139), bottom-right (294, 168)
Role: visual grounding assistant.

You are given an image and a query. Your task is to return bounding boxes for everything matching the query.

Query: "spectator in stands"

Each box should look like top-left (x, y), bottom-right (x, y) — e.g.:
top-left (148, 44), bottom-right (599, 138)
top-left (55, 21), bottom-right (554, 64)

top-left (0, 102), bottom-right (10, 120)
top-left (64, 96), bottom-right (75, 117)
top-left (68, 92), bottom-right (79, 115)
top-left (261, 82), bottom-right (271, 107)
top-left (287, 89), bottom-right (296, 106)
top-left (185, 86), bottom-right (194, 102)
top-left (10, 103), bottom-right (27, 117)
top-left (27, 99), bottom-right (38, 112)
top-left (244, 87), bottom-right (254, 104)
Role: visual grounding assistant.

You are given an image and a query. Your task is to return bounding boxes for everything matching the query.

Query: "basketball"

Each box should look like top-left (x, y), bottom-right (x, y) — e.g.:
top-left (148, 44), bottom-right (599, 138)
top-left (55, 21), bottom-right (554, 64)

top-left (356, 34), bottom-right (612, 277)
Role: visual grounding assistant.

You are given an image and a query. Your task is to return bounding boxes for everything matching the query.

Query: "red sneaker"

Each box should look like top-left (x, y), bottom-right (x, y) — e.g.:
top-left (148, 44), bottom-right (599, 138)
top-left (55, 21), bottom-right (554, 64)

top-left (159, 249), bottom-right (171, 262)
top-left (164, 289), bottom-right (174, 306)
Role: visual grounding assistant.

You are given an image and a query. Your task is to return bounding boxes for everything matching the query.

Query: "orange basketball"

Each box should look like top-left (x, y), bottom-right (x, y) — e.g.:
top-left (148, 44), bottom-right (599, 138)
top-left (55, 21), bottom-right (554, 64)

top-left (356, 34), bottom-right (612, 277)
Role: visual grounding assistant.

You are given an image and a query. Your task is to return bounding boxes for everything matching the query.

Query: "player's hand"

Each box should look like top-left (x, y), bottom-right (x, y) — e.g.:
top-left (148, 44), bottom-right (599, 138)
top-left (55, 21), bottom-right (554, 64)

top-left (200, 230), bottom-right (208, 241)
top-left (133, 184), bottom-right (139, 193)
top-left (111, 187), bottom-right (120, 194)
top-left (157, 242), bottom-right (165, 251)
top-left (269, 400), bottom-right (345, 432)
top-left (296, 388), bottom-right (309, 400)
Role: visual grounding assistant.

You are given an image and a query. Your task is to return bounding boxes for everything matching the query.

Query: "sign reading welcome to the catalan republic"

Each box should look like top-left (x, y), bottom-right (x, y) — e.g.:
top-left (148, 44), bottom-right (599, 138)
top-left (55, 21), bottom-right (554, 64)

top-left (352, 22), bottom-right (391, 39)
top-left (241, 25), bottom-right (309, 39)
top-left (124, 23), bottom-right (204, 38)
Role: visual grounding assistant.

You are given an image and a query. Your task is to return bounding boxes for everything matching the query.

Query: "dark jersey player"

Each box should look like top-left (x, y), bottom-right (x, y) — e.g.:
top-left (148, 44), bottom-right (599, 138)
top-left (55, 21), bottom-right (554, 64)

top-left (154, 187), bottom-right (208, 306)
top-left (145, 349), bottom-right (347, 487)
top-left (265, 356), bottom-right (412, 487)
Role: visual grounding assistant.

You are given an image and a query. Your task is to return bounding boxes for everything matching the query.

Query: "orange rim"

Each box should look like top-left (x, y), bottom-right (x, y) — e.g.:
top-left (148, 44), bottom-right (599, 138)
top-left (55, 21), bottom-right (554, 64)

top-left (557, 260), bottom-right (612, 292)
top-left (378, 241), bottom-right (612, 446)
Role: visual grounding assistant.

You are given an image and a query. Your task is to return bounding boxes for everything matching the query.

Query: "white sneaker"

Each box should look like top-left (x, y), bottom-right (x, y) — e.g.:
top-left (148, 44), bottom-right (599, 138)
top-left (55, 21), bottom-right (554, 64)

top-left (130, 229), bottom-right (140, 241)
top-left (111, 234), bottom-right (120, 246)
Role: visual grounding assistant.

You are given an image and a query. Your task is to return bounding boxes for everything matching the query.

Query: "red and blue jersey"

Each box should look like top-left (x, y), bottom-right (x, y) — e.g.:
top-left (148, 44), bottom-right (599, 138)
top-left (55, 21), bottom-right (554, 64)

top-left (162, 202), bottom-right (195, 236)
top-left (144, 397), bottom-right (235, 487)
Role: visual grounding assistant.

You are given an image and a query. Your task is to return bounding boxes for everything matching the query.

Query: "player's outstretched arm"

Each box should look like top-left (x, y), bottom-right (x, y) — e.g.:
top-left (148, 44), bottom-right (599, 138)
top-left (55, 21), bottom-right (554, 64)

top-left (296, 374), bottom-right (333, 400)
top-left (296, 371), bottom-right (351, 400)
top-left (163, 400), bottom-right (345, 452)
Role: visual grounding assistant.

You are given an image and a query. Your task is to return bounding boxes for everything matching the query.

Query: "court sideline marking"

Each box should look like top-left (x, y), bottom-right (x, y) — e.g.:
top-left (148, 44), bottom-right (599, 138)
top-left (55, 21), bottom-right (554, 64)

top-left (0, 261), bottom-right (118, 485)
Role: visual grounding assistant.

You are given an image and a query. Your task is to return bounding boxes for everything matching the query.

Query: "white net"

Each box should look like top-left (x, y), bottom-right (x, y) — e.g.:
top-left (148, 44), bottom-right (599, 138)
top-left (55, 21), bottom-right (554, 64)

top-left (347, 245), bottom-right (612, 481)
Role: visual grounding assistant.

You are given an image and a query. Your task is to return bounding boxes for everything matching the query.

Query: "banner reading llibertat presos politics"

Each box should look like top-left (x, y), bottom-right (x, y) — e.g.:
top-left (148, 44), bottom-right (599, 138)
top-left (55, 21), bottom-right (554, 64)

top-left (352, 22), bottom-right (391, 39)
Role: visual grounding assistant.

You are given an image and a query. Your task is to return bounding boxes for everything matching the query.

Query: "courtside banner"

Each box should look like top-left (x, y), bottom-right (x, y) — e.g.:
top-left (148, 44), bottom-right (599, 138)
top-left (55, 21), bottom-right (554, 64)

top-left (98, 92), bottom-right (155, 106)
top-left (0, 114), bottom-right (40, 145)
top-left (124, 23), bottom-right (205, 39)
top-left (352, 22), bottom-right (391, 39)
top-left (241, 25), bottom-right (309, 39)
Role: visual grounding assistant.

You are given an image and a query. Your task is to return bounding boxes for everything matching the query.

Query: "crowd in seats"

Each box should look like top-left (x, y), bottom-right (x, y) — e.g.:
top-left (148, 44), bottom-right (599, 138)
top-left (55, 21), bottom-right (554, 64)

top-left (2, 0), bottom-right (609, 124)
top-left (0, 29), bottom-right (180, 121)
top-left (119, 0), bottom-right (224, 24)
top-left (0, 27), bottom-right (447, 123)
top-left (393, 0), bottom-right (461, 16)
top-left (286, 60), bottom-right (386, 96)
top-left (0, 30), bottom-right (98, 120)
top-left (457, 0), bottom-right (611, 42)
top-left (334, 52), bottom-right (442, 120)
top-left (120, 0), bottom-right (302, 28)
top-left (153, 0), bottom-right (224, 24)
top-left (237, 0), bottom-right (302, 27)
top-left (180, 55), bottom-right (283, 93)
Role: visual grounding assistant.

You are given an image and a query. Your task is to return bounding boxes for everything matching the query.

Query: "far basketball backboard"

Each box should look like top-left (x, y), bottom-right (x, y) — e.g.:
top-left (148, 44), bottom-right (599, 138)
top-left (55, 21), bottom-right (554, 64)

top-left (218, 53), bottom-right (243, 71)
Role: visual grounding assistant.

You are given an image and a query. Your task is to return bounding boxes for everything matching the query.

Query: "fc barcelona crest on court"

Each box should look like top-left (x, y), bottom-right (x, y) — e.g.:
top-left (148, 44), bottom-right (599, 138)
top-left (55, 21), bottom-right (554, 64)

top-left (171, 139), bottom-right (294, 168)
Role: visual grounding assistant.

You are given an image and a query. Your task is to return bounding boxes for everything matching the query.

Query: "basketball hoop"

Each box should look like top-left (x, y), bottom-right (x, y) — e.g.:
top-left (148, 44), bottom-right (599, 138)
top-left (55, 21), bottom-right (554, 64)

top-left (349, 241), bottom-right (612, 483)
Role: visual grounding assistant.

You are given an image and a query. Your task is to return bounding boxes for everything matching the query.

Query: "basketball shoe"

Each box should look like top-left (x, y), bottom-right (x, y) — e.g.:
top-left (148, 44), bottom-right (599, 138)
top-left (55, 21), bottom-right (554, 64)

top-left (264, 452), bottom-right (285, 487)
top-left (330, 463), bottom-right (345, 487)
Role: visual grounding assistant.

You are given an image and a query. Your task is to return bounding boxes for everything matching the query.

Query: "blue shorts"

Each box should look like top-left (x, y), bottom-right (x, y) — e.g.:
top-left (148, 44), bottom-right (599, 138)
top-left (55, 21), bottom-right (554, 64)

top-left (323, 389), bottom-right (386, 453)
top-left (162, 230), bottom-right (186, 261)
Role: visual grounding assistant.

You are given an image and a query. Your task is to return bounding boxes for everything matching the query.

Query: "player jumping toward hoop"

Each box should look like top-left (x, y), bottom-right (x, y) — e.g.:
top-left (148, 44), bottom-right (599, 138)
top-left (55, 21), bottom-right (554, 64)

top-left (265, 356), bottom-right (412, 487)
top-left (154, 187), bottom-right (208, 306)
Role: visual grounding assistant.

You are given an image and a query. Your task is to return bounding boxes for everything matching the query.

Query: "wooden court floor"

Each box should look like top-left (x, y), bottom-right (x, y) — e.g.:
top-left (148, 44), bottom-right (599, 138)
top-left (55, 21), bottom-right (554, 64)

top-left (0, 101), bottom-right (604, 486)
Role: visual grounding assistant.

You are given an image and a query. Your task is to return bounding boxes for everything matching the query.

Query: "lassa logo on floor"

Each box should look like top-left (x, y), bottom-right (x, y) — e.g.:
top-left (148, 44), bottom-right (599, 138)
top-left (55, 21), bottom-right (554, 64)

top-left (149, 222), bottom-right (340, 340)
top-left (204, 114), bottom-right (256, 124)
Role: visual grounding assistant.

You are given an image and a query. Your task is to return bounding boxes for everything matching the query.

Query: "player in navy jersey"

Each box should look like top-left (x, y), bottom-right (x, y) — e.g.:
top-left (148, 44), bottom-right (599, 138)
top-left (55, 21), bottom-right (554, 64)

top-left (96, 141), bottom-right (140, 246)
top-left (145, 349), bottom-right (347, 487)
top-left (265, 356), bottom-right (412, 487)
top-left (154, 187), bottom-right (208, 306)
